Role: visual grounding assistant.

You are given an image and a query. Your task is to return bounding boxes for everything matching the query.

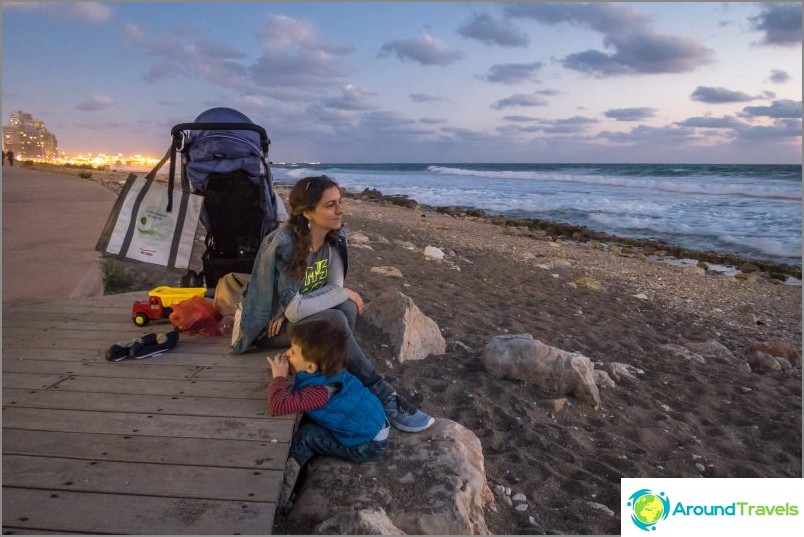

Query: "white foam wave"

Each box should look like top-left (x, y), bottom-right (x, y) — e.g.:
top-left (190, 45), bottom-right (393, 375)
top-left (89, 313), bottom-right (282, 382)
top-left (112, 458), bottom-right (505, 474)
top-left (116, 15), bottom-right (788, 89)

top-left (426, 166), bottom-right (801, 200)
top-left (719, 235), bottom-right (802, 258)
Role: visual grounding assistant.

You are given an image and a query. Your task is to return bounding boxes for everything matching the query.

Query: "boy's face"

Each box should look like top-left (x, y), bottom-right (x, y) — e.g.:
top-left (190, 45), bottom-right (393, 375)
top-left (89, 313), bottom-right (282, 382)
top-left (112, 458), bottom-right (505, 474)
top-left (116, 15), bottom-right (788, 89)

top-left (287, 341), bottom-right (318, 374)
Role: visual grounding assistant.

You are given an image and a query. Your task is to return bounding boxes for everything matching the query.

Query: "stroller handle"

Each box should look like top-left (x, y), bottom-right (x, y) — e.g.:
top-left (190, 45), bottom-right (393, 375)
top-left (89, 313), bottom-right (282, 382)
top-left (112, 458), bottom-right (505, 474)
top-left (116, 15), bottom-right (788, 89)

top-left (171, 122), bottom-right (270, 153)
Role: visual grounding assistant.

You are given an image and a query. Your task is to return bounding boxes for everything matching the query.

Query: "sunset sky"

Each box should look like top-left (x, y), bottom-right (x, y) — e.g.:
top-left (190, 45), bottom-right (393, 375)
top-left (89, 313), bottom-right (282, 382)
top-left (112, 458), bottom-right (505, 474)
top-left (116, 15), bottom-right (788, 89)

top-left (2, 2), bottom-right (801, 163)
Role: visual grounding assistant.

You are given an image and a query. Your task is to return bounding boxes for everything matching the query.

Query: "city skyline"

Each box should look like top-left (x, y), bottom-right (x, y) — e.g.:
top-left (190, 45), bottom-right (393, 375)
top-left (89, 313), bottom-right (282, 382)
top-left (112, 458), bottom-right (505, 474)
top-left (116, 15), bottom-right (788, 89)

top-left (2, 2), bottom-right (802, 164)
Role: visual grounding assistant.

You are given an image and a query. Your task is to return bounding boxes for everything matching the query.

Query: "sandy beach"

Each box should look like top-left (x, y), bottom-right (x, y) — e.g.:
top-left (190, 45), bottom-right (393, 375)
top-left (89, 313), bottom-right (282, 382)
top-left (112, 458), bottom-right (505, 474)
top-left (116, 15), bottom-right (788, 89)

top-left (21, 163), bottom-right (803, 534)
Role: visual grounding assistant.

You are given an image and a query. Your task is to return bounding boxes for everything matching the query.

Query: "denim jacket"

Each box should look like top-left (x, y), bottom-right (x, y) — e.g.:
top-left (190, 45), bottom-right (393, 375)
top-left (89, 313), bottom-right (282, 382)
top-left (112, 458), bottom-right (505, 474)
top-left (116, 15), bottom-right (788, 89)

top-left (231, 223), bottom-right (348, 354)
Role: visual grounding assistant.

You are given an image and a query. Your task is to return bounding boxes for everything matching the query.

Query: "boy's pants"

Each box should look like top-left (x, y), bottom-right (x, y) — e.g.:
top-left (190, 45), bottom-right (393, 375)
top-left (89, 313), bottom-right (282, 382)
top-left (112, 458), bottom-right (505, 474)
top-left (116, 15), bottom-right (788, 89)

top-left (290, 421), bottom-right (388, 467)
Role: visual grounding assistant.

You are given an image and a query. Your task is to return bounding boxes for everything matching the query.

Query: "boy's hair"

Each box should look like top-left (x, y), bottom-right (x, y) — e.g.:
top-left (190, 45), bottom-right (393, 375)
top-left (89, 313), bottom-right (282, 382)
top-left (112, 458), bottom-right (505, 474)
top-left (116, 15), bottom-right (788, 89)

top-left (289, 319), bottom-right (347, 377)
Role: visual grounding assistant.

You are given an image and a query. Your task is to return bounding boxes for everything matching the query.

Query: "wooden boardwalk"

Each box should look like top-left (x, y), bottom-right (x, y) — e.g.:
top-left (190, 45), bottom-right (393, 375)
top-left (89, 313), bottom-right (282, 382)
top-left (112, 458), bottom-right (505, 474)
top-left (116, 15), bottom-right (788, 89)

top-left (2, 292), bottom-right (294, 535)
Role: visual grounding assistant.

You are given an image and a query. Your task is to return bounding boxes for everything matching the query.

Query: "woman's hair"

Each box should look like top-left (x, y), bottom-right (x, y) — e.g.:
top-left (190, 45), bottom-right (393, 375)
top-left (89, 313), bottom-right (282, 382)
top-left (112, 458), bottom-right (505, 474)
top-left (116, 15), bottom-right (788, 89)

top-left (289, 320), bottom-right (346, 377)
top-left (286, 175), bottom-right (341, 280)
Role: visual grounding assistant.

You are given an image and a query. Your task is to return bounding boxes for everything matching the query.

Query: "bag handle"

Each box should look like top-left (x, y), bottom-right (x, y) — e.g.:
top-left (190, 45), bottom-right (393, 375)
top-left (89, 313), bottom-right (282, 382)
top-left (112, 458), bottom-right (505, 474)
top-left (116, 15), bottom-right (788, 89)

top-left (142, 136), bottom-right (191, 213)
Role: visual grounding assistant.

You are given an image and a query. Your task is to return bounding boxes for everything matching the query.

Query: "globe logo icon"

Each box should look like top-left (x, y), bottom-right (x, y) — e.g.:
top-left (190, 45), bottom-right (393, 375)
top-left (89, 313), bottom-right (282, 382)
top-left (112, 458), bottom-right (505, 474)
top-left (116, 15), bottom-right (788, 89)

top-left (627, 489), bottom-right (670, 531)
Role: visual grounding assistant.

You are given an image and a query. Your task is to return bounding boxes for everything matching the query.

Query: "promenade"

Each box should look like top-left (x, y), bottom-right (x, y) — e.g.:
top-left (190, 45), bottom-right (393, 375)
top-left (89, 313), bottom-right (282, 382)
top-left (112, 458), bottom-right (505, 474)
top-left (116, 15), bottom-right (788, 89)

top-left (2, 165), bottom-right (291, 534)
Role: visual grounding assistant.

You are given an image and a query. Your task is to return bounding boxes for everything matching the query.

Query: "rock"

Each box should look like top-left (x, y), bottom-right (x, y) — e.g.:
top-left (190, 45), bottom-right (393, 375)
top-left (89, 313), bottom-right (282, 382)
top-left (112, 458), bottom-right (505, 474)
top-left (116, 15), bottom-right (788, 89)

top-left (681, 266), bottom-right (706, 276)
top-left (512, 493), bottom-right (527, 502)
top-left (593, 369), bottom-right (616, 389)
top-left (632, 293), bottom-right (649, 300)
top-left (288, 419), bottom-right (493, 535)
top-left (370, 266), bottom-right (404, 278)
top-left (538, 397), bottom-right (568, 414)
top-left (423, 245), bottom-right (445, 261)
top-left (481, 334), bottom-right (601, 408)
top-left (603, 362), bottom-right (645, 382)
top-left (364, 290), bottom-right (446, 362)
top-left (315, 507), bottom-right (405, 535)
top-left (574, 277), bottom-right (602, 291)
top-left (751, 343), bottom-right (801, 368)
top-left (659, 343), bottom-right (706, 364)
top-left (394, 240), bottom-right (417, 251)
top-left (680, 339), bottom-right (735, 363)
top-left (348, 232), bottom-right (371, 245)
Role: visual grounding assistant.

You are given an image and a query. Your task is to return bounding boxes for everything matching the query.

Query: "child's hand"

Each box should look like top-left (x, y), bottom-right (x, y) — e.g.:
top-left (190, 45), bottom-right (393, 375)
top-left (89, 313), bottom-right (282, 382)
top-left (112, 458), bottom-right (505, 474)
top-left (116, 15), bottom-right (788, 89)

top-left (266, 352), bottom-right (289, 378)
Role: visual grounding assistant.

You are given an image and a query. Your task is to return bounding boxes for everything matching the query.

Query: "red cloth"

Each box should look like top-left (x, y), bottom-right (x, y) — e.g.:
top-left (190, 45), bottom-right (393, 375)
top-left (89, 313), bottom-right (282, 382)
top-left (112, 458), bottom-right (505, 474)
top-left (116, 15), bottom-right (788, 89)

top-left (169, 296), bottom-right (221, 336)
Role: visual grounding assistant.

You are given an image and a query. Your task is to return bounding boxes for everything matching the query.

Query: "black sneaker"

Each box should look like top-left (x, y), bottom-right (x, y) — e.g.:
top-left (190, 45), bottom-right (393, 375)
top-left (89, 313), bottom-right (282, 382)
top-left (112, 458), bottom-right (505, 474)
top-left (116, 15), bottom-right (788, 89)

top-left (128, 331), bottom-right (179, 359)
top-left (105, 333), bottom-right (157, 362)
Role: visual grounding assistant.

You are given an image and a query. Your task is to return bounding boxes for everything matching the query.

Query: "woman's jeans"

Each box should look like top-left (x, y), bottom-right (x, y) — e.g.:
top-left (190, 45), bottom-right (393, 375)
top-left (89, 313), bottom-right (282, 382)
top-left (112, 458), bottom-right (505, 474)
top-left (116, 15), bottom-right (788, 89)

top-left (257, 300), bottom-right (395, 401)
top-left (290, 420), bottom-right (388, 467)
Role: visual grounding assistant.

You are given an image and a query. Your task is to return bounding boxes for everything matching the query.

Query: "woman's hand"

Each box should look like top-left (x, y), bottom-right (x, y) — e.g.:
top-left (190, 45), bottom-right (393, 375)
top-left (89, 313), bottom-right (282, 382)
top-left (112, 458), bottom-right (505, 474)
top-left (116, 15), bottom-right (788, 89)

top-left (267, 352), bottom-right (289, 378)
top-left (267, 313), bottom-right (286, 337)
top-left (345, 288), bottom-right (364, 315)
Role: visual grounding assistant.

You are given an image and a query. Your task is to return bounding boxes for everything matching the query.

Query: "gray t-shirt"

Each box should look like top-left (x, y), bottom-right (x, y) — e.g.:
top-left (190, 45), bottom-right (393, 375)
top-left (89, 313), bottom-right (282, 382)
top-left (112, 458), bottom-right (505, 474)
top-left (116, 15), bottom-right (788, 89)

top-left (283, 243), bottom-right (348, 323)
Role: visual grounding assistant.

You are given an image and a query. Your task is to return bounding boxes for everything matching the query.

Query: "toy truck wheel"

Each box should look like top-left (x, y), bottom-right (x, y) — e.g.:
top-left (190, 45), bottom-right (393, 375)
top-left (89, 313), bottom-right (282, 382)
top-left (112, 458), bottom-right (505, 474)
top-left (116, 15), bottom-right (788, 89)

top-left (133, 313), bottom-right (150, 327)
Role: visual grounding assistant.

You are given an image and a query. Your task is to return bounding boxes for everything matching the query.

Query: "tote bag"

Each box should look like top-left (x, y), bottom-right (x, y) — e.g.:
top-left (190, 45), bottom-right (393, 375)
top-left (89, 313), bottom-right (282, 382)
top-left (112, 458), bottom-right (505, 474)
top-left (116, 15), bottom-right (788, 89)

top-left (96, 172), bottom-right (203, 270)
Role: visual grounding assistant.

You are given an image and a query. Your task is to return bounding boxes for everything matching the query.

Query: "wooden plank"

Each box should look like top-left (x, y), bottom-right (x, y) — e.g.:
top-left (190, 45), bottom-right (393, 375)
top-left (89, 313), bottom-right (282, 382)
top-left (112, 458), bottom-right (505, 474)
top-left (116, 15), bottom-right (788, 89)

top-left (1, 488), bottom-right (274, 535)
top-left (3, 429), bottom-right (290, 470)
top-left (2, 388), bottom-right (293, 420)
top-left (3, 455), bottom-right (281, 502)
top-left (3, 359), bottom-right (203, 380)
top-left (1, 528), bottom-right (80, 534)
top-left (2, 373), bottom-right (69, 390)
top-left (3, 408), bottom-right (294, 442)
top-left (191, 365), bottom-right (274, 383)
top-left (2, 333), bottom-right (238, 356)
top-left (49, 375), bottom-right (267, 399)
top-left (4, 318), bottom-right (141, 331)
top-left (0, 349), bottom-right (102, 363)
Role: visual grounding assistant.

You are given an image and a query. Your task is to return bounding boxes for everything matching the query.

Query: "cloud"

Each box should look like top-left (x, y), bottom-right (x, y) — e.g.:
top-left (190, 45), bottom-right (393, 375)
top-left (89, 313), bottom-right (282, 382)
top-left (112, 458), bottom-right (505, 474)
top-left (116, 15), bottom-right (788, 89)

top-left (563, 32), bottom-right (714, 76)
top-left (321, 85), bottom-right (378, 111)
top-left (735, 119), bottom-right (802, 141)
top-left (742, 99), bottom-right (802, 119)
top-left (124, 23), bottom-right (249, 87)
top-left (492, 92), bottom-right (552, 110)
top-left (3, 2), bottom-right (112, 23)
top-left (410, 93), bottom-right (450, 103)
top-left (76, 95), bottom-right (115, 111)
top-left (480, 62), bottom-right (543, 84)
top-left (506, 2), bottom-right (713, 76)
top-left (504, 2), bottom-right (651, 34)
top-left (690, 86), bottom-right (758, 104)
top-left (769, 69), bottom-right (791, 84)
top-left (502, 115), bottom-right (539, 122)
top-left (749, 3), bottom-right (802, 46)
top-left (677, 116), bottom-right (748, 129)
top-left (599, 124), bottom-right (697, 144)
top-left (419, 117), bottom-right (446, 124)
top-left (457, 13), bottom-right (529, 47)
top-left (604, 107), bottom-right (657, 121)
top-left (379, 32), bottom-right (464, 65)
top-left (252, 15), bottom-right (352, 89)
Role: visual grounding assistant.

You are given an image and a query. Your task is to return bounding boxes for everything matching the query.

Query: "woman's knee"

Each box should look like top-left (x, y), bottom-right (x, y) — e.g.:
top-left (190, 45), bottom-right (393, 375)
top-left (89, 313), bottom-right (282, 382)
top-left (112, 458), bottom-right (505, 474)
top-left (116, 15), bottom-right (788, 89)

top-left (306, 308), bottom-right (351, 333)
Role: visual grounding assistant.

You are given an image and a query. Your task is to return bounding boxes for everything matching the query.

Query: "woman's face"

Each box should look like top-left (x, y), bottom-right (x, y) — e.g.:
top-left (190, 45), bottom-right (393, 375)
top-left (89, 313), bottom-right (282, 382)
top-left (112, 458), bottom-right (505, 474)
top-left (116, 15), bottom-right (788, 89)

top-left (304, 185), bottom-right (343, 232)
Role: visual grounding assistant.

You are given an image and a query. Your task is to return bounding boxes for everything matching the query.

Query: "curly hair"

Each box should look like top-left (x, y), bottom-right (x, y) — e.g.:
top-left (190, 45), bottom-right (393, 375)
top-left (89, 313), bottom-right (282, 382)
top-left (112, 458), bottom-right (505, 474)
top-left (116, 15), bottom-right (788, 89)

top-left (286, 175), bottom-right (341, 281)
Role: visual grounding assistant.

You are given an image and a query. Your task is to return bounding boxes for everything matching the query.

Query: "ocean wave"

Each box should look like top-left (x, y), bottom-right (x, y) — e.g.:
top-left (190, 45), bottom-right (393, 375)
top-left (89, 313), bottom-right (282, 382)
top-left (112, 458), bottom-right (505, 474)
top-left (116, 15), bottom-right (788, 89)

top-left (426, 166), bottom-right (801, 200)
top-left (718, 235), bottom-right (802, 259)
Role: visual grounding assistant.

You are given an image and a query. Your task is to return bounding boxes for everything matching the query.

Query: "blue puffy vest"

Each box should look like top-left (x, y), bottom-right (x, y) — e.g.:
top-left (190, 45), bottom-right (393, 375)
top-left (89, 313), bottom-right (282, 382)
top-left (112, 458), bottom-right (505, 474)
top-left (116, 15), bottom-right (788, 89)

top-left (293, 370), bottom-right (385, 447)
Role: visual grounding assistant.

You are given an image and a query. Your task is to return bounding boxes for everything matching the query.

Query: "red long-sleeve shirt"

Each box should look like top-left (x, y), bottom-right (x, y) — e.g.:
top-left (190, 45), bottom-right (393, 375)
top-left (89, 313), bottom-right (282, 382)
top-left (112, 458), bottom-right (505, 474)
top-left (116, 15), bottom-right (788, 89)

top-left (268, 375), bottom-right (330, 416)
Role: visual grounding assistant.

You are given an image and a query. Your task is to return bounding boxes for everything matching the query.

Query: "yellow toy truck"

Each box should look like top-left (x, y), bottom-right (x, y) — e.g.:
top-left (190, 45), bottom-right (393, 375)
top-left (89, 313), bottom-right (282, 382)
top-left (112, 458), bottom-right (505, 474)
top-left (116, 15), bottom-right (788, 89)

top-left (131, 286), bottom-right (207, 326)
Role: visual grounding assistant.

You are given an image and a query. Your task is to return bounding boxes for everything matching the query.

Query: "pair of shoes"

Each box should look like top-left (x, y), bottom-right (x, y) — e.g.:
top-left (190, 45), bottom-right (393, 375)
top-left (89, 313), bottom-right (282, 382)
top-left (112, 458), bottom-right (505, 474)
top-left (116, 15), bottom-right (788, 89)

top-left (105, 331), bottom-right (179, 362)
top-left (106, 333), bottom-right (157, 361)
top-left (383, 392), bottom-right (435, 433)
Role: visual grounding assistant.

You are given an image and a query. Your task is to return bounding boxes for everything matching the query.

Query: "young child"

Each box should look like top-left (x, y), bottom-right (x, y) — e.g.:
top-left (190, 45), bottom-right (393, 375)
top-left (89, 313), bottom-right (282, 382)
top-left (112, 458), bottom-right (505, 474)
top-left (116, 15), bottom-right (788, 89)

top-left (267, 319), bottom-right (390, 468)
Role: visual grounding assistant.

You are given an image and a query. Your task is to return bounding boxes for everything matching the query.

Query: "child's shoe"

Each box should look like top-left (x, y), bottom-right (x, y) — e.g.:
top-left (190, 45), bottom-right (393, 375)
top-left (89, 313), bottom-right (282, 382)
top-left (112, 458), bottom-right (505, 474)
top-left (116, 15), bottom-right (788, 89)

top-left (383, 392), bottom-right (435, 432)
top-left (128, 330), bottom-right (179, 359)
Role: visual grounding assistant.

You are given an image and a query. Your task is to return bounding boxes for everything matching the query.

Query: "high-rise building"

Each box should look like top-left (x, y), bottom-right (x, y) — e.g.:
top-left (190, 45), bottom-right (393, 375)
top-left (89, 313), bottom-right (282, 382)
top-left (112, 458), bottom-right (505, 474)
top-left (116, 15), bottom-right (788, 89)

top-left (2, 111), bottom-right (59, 160)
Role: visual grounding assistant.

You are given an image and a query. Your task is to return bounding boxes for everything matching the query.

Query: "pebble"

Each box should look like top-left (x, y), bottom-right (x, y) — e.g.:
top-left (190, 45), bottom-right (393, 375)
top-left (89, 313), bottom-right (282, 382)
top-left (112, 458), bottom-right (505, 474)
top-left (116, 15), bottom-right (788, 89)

top-left (512, 493), bottom-right (527, 502)
top-left (695, 463), bottom-right (706, 472)
top-left (515, 504), bottom-right (529, 511)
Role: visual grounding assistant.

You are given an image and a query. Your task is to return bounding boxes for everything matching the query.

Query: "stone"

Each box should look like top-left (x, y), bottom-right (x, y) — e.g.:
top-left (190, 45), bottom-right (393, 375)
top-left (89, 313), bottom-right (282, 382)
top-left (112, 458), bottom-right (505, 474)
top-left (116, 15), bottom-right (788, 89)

top-left (423, 245), bottom-right (445, 261)
top-left (574, 277), bottom-right (602, 291)
top-left (315, 507), bottom-right (405, 535)
top-left (593, 369), bottom-right (616, 389)
top-left (751, 343), bottom-right (801, 368)
top-left (481, 334), bottom-right (601, 408)
top-left (288, 419), bottom-right (493, 535)
top-left (370, 266), bottom-right (404, 278)
top-left (680, 339), bottom-right (735, 363)
top-left (364, 290), bottom-right (446, 362)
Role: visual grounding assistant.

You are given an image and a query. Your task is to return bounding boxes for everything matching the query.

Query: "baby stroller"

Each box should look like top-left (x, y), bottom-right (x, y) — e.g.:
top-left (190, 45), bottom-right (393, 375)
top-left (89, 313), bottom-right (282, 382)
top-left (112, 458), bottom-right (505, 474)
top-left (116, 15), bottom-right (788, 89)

top-left (169, 107), bottom-right (286, 288)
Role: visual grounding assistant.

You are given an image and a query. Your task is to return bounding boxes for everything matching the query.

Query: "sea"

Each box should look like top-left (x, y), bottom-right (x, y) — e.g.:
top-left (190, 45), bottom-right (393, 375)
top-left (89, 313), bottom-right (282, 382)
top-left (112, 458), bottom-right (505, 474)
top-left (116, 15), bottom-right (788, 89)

top-left (269, 163), bottom-right (802, 272)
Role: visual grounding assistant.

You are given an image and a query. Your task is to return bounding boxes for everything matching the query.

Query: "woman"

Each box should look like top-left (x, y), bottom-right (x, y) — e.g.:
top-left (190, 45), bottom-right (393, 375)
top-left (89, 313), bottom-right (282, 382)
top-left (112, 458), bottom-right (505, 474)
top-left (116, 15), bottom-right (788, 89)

top-left (232, 175), bottom-right (434, 433)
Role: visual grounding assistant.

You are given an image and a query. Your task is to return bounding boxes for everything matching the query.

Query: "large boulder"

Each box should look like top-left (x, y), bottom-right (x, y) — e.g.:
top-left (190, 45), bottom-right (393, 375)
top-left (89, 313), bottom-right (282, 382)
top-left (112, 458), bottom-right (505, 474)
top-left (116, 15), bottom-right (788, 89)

top-left (288, 418), bottom-right (493, 535)
top-left (481, 334), bottom-right (601, 408)
top-left (364, 290), bottom-right (446, 362)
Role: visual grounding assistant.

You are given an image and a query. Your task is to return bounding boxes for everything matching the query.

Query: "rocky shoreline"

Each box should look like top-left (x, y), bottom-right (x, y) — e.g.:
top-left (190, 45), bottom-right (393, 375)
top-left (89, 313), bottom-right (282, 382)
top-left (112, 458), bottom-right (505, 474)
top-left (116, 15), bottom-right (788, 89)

top-left (345, 186), bottom-right (802, 282)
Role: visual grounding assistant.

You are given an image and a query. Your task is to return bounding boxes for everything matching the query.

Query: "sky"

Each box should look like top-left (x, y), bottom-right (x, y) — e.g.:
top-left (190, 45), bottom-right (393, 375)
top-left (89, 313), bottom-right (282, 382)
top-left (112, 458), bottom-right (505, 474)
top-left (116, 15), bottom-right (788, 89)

top-left (1, 1), bottom-right (802, 164)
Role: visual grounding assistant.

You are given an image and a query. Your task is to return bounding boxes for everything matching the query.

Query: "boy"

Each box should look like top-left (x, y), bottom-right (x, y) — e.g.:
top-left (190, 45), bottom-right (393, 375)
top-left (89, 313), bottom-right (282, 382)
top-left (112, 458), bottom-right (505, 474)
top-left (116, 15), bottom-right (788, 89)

top-left (267, 319), bottom-right (390, 469)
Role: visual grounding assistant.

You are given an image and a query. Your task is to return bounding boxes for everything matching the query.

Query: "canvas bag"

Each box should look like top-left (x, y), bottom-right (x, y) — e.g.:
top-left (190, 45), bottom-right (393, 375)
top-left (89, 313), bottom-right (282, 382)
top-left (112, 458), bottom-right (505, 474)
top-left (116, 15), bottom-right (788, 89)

top-left (213, 272), bottom-right (251, 317)
top-left (96, 149), bottom-right (202, 270)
